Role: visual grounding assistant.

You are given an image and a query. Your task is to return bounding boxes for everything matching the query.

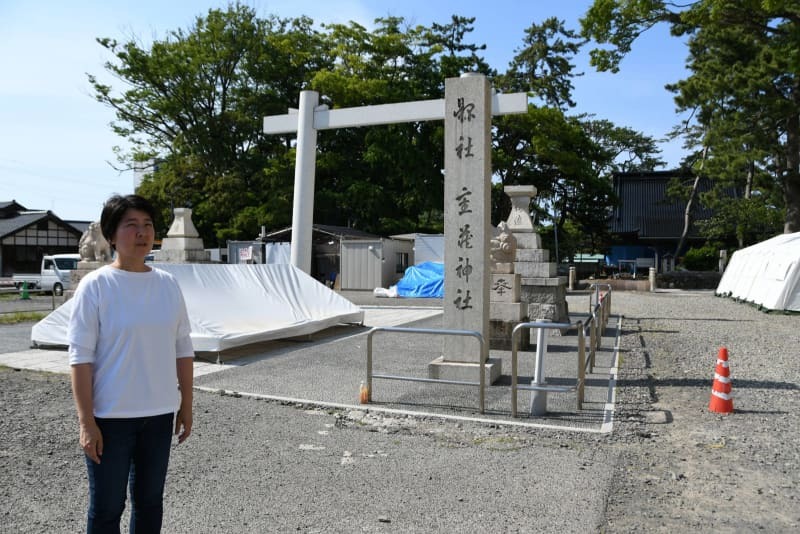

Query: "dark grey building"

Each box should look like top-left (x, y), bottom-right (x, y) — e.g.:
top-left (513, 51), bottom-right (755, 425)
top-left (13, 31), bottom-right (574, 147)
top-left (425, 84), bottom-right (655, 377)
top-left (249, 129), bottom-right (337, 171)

top-left (0, 200), bottom-right (86, 276)
top-left (608, 170), bottom-right (715, 268)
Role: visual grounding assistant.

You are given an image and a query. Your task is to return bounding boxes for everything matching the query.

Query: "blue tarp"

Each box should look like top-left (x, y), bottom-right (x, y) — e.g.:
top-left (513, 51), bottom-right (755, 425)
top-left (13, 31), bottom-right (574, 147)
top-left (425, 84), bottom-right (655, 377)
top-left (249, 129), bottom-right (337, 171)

top-left (395, 262), bottom-right (444, 298)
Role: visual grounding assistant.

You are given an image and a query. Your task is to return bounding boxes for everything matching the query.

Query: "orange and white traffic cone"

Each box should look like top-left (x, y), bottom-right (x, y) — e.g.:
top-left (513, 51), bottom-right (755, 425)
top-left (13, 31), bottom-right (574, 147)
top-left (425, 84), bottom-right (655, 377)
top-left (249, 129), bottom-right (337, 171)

top-left (708, 347), bottom-right (733, 414)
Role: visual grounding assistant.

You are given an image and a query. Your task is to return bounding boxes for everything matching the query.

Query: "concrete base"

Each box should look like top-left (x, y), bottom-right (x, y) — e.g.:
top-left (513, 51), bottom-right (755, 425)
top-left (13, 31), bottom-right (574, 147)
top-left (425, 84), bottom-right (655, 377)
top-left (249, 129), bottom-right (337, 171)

top-left (530, 389), bottom-right (548, 416)
top-left (70, 262), bottom-right (109, 296)
top-left (520, 278), bottom-right (570, 326)
top-left (427, 357), bottom-right (502, 385)
top-left (527, 302), bottom-right (570, 327)
top-left (160, 236), bottom-right (205, 251)
top-left (489, 319), bottom-right (530, 350)
top-left (154, 249), bottom-right (212, 263)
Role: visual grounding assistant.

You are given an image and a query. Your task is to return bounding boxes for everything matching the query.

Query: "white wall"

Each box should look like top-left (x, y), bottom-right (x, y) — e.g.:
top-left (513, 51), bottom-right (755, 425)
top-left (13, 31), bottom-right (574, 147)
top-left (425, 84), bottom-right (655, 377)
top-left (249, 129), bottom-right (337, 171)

top-left (340, 239), bottom-right (383, 290)
top-left (340, 238), bottom-right (414, 290)
top-left (414, 234), bottom-right (444, 264)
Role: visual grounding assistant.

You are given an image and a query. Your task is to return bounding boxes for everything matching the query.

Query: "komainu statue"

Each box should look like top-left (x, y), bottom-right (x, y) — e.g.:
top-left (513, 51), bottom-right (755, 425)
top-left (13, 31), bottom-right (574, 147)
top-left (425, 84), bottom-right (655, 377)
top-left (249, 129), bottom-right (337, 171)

top-left (490, 221), bottom-right (517, 272)
top-left (79, 221), bottom-right (112, 262)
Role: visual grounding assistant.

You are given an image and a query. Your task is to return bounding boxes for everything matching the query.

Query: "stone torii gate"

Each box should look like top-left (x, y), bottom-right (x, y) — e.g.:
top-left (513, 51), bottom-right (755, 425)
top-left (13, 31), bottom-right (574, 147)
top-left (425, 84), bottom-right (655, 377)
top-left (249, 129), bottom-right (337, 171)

top-left (263, 74), bottom-right (527, 379)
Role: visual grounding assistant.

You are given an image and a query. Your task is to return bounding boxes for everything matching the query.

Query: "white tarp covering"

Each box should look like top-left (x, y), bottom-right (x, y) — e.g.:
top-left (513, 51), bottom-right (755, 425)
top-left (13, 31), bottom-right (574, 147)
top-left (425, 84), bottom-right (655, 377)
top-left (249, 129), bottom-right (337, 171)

top-left (716, 232), bottom-right (800, 312)
top-left (31, 263), bottom-right (364, 352)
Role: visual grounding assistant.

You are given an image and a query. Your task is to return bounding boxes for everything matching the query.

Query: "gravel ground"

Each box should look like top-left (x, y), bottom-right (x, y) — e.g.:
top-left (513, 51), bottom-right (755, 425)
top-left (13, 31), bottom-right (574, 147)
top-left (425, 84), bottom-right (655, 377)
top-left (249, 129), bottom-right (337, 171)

top-left (1, 290), bottom-right (798, 533)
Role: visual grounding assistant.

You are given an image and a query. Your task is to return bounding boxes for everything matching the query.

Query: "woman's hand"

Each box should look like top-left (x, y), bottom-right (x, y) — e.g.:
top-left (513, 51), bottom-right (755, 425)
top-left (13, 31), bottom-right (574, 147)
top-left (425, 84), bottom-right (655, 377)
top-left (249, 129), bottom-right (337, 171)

top-left (175, 407), bottom-right (192, 444)
top-left (79, 420), bottom-right (103, 464)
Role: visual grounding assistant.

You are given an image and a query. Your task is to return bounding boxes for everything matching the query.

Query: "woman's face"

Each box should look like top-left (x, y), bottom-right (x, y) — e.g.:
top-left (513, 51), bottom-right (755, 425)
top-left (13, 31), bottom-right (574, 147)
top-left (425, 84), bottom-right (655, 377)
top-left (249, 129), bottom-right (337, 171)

top-left (111, 208), bottom-right (155, 262)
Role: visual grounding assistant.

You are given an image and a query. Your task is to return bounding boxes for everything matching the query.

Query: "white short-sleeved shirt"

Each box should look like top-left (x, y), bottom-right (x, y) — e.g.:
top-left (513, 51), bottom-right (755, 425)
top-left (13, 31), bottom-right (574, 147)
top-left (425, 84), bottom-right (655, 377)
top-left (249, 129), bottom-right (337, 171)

top-left (67, 265), bottom-right (194, 418)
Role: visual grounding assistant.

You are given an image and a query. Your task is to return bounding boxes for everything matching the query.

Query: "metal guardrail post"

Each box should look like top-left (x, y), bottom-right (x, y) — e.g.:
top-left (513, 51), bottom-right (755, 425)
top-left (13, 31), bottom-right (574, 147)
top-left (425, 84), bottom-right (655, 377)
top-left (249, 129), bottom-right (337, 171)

top-left (530, 325), bottom-right (549, 416)
top-left (589, 312), bottom-right (597, 369)
top-left (366, 331), bottom-right (373, 403)
top-left (577, 321), bottom-right (585, 410)
top-left (366, 326), bottom-right (486, 414)
top-left (511, 321), bottom-right (574, 418)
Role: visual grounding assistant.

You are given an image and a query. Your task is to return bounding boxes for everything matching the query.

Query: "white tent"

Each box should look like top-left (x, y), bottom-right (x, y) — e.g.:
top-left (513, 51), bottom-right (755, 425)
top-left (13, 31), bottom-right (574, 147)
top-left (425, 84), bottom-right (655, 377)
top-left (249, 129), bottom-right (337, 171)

top-left (716, 232), bottom-right (800, 312)
top-left (31, 263), bottom-right (364, 352)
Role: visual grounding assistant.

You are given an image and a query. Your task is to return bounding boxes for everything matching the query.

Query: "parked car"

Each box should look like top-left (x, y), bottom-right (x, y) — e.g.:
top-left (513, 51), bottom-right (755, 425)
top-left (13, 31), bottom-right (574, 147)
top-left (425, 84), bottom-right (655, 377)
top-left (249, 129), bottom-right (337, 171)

top-left (12, 253), bottom-right (80, 296)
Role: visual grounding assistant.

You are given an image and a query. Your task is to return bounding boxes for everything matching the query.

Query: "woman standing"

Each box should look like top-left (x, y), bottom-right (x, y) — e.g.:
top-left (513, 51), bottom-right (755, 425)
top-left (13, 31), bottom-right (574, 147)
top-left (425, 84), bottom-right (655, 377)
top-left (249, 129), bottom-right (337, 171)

top-left (68, 194), bottom-right (194, 533)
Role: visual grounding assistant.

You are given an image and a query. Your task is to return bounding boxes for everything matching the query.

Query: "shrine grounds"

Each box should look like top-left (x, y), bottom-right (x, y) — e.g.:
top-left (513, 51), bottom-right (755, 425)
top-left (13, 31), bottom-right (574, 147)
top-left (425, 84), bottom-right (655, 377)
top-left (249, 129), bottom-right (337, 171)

top-left (0, 289), bottom-right (798, 532)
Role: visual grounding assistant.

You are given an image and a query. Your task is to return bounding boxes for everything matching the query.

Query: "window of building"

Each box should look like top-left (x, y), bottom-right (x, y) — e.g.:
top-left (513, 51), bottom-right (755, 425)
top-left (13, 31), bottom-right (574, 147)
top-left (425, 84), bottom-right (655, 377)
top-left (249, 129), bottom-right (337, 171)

top-left (396, 252), bottom-right (409, 274)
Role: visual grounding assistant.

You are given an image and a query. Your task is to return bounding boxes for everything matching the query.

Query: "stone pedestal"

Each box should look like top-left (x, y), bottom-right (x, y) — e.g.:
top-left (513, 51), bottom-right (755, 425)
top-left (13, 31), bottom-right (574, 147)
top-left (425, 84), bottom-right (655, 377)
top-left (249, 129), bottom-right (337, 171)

top-left (428, 356), bottom-right (503, 384)
top-left (504, 185), bottom-right (569, 327)
top-left (66, 260), bottom-right (111, 300)
top-left (489, 273), bottom-right (528, 350)
top-left (154, 208), bottom-right (211, 263)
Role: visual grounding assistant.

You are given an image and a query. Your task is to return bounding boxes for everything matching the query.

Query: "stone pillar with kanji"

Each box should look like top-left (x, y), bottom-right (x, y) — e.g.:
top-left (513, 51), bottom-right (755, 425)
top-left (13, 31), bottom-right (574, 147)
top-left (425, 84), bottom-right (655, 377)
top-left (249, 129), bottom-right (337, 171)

top-left (427, 73), bottom-right (502, 384)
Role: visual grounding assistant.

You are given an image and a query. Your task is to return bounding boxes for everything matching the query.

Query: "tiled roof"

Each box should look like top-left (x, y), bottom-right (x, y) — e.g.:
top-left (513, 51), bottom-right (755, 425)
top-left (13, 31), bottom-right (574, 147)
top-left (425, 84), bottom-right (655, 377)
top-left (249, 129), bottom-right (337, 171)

top-left (0, 211), bottom-right (84, 239)
top-left (0, 211), bottom-right (49, 238)
top-left (65, 220), bottom-right (92, 235)
top-left (0, 200), bottom-right (28, 217)
top-left (610, 171), bottom-right (714, 239)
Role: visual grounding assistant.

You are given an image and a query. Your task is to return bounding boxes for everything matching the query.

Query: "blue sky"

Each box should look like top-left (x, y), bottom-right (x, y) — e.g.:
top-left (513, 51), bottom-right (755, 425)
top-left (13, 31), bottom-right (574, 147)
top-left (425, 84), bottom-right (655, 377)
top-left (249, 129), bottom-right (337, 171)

top-left (0, 0), bottom-right (690, 222)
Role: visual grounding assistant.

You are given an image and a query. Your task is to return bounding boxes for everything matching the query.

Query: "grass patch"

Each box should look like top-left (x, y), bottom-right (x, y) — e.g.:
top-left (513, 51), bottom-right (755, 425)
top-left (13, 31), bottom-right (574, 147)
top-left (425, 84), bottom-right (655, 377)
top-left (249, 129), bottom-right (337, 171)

top-left (0, 311), bottom-right (47, 324)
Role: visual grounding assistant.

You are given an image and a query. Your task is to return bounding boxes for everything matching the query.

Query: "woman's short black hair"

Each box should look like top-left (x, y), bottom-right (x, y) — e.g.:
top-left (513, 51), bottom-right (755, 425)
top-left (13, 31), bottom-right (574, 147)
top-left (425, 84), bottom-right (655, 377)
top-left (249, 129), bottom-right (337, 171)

top-left (100, 194), bottom-right (157, 249)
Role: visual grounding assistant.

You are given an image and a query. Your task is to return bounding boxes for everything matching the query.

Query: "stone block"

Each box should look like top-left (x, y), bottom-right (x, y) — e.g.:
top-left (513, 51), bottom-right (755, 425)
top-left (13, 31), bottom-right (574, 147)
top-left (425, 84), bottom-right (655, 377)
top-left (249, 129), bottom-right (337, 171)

top-left (527, 302), bottom-right (570, 325)
top-left (520, 284), bottom-right (566, 305)
top-left (514, 262), bottom-right (556, 278)
top-left (515, 249), bottom-right (549, 263)
top-left (490, 301), bottom-right (526, 322)
top-left (490, 273), bottom-right (520, 302)
top-left (521, 276), bottom-right (568, 287)
top-left (492, 262), bottom-right (514, 274)
top-left (160, 236), bottom-right (205, 251)
top-left (489, 319), bottom-right (530, 350)
top-left (428, 357), bottom-right (502, 385)
top-left (512, 232), bottom-right (542, 249)
top-left (155, 249), bottom-right (211, 263)
top-left (166, 207), bottom-right (201, 237)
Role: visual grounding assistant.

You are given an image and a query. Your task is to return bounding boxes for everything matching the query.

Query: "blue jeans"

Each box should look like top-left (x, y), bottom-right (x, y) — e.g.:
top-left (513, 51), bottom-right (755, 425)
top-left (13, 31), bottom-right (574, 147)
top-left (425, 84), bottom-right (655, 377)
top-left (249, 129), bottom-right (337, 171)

top-left (85, 412), bottom-right (174, 534)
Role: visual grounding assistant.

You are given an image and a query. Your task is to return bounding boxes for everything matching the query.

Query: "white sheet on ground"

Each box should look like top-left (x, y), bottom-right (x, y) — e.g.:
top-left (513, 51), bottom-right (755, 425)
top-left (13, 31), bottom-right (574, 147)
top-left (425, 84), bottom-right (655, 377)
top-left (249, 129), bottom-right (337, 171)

top-left (31, 263), bottom-right (364, 352)
top-left (716, 232), bottom-right (800, 312)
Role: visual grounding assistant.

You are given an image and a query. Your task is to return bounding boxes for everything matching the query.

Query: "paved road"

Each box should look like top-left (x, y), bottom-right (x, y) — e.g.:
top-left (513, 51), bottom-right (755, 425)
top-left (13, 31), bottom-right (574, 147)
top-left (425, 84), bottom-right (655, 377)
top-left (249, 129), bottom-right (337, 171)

top-left (1, 290), bottom-right (618, 532)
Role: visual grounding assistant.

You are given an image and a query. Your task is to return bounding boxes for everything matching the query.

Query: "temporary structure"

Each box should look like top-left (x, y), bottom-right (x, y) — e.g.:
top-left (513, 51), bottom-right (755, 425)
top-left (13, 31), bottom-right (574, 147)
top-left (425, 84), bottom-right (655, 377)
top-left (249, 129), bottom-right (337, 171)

top-left (31, 263), bottom-right (364, 352)
top-left (716, 232), bottom-right (800, 312)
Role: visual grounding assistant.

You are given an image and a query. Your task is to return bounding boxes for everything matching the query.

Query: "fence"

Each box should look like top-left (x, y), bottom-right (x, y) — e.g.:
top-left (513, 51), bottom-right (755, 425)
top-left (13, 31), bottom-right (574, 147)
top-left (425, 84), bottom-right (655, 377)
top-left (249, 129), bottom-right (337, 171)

top-left (366, 326), bottom-right (486, 414)
top-left (510, 284), bottom-right (611, 417)
top-left (363, 286), bottom-right (613, 418)
top-left (0, 287), bottom-right (65, 315)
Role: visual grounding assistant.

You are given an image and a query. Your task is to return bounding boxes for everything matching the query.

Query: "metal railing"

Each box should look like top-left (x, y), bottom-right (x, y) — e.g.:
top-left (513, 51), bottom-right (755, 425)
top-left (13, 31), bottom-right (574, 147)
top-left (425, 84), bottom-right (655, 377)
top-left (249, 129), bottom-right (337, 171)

top-left (366, 326), bottom-right (486, 414)
top-left (589, 283), bottom-right (612, 336)
top-left (0, 287), bottom-right (64, 314)
top-left (587, 284), bottom-right (612, 372)
top-left (511, 321), bottom-right (582, 417)
top-left (511, 284), bottom-right (613, 417)
top-left (365, 286), bottom-right (613, 419)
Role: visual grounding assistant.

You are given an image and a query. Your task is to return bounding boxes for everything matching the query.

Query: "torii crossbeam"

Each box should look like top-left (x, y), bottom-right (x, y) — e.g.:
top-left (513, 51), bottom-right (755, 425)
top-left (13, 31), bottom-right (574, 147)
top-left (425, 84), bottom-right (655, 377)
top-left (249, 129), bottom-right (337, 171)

top-left (263, 88), bottom-right (527, 274)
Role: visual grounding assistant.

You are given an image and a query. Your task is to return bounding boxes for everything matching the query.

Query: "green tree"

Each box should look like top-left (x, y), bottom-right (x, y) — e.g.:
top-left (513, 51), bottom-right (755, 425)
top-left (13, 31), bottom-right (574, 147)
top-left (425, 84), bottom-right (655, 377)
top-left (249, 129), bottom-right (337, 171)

top-left (492, 17), bottom-right (662, 254)
top-left (581, 0), bottom-right (800, 234)
top-left (503, 17), bottom-right (585, 110)
top-left (309, 15), bottom-right (492, 235)
top-left (90, 4), bottom-right (331, 244)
